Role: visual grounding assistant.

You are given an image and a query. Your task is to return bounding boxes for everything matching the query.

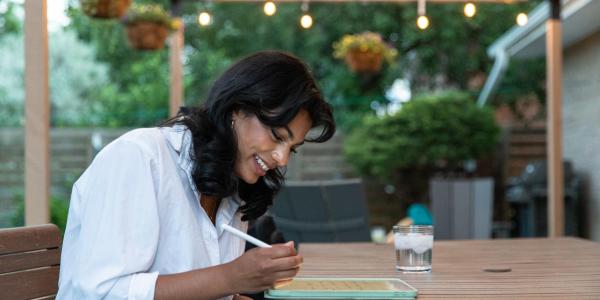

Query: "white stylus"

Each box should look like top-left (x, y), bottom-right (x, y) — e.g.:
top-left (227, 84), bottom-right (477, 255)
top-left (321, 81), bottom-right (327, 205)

top-left (221, 223), bottom-right (272, 248)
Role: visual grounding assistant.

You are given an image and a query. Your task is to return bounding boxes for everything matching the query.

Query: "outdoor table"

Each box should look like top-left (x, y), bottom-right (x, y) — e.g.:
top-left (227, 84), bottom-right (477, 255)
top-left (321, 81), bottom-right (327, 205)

top-left (297, 237), bottom-right (600, 299)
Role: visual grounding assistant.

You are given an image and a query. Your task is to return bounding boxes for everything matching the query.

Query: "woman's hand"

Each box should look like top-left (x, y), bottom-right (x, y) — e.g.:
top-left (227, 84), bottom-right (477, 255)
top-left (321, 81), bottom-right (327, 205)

top-left (224, 241), bottom-right (302, 294)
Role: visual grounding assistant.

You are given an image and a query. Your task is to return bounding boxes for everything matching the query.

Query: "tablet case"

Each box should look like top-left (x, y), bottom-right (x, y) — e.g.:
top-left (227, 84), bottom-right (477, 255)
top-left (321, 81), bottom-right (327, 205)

top-left (264, 277), bottom-right (418, 299)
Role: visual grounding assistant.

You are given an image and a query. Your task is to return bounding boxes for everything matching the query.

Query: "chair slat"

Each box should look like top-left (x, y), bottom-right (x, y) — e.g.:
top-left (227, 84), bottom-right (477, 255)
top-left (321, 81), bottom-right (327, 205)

top-left (0, 225), bottom-right (61, 255)
top-left (0, 266), bottom-right (60, 300)
top-left (0, 248), bottom-right (61, 274)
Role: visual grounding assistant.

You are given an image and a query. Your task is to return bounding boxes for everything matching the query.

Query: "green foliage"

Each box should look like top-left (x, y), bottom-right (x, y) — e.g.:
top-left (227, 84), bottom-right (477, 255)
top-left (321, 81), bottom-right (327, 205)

top-left (0, 30), bottom-right (111, 127)
top-left (123, 3), bottom-right (175, 29)
top-left (62, 0), bottom-right (543, 128)
top-left (11, 195), bottom-right (70, 235)
top-left (494, 57), bottom-right (546, 107)
top-left (67, 3), bottom-right (171, 127)
top-left (344, 91), bottom-right (499, 179)
top-left (0, 0), bottom-right (21, 35)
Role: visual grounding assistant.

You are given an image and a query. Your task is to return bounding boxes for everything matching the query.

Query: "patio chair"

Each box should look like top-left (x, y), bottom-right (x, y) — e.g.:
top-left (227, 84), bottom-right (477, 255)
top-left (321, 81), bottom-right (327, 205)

top-left (0, 224), bottom-right (62, 299)
top-left (270, 179), bottom-right (371, 243)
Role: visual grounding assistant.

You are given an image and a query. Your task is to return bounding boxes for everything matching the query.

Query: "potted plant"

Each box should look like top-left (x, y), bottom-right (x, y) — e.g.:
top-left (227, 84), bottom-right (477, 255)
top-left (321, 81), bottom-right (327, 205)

top-left (80, 0), bottom-right (131, 19)
top-left (122, 4), bottom-right (176, 51)
top-left (333, 32), bottom-right (398, 73)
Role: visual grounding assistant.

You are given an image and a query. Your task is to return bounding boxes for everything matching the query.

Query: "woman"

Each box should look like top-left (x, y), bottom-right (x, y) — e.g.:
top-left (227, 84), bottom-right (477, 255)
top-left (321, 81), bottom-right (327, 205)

top-left (57, 50), bottom-right (335, 300)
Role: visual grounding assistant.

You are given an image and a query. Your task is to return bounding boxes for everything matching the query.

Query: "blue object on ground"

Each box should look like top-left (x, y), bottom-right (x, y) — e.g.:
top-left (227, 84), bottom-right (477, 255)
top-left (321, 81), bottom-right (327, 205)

top-left (407, 204), bottom-right (433, 225)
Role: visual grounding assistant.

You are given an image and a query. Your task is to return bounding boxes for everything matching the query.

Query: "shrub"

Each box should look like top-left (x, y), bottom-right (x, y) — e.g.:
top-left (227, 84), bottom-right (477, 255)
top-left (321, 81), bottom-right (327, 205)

top-left (344, 91), bottom-right (499, 179)
top-left (11, 195), bottom-right (70, 235)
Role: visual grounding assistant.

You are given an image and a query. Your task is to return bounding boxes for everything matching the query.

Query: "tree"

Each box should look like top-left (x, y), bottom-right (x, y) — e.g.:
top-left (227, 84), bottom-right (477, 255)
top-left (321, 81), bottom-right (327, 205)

top-left (0, 30), bottom-right (112, 126)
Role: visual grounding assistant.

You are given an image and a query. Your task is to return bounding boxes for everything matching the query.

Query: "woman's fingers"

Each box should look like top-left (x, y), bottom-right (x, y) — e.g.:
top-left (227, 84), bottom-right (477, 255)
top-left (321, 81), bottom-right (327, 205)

top-left (229, 241), bottom-right (302, 293)
top-left (260, 267), bottom-right (299, 289)
top-left (273, 278), bottom-right (294, 289)
top-left (265, 242), bottom-right (296, 258)
top-left (275, 255), bottom-right (303, 268)
top-left (273, 266), bottom-right (300, 280)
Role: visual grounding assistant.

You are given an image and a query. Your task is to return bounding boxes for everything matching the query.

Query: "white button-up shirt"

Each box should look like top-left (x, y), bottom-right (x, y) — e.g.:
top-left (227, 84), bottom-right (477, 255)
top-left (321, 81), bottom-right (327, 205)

top-left (57, 125), bottom-right (247, 300)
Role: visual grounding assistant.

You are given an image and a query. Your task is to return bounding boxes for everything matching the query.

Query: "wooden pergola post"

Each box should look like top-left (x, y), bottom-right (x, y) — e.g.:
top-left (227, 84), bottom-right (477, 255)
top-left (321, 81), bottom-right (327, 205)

top-left (169, 22), bottom-right (184, 117)
top-left (170, 0), bottom-right (184, 117)
top-left (546, 0), bottom-right (564, 237)
top-left (24, 0), bottom-right (50, 225)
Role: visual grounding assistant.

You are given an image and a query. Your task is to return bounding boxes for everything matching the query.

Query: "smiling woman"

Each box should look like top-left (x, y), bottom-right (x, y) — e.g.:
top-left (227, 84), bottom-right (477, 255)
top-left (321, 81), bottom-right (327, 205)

top-left (56, 50), bottom-right (335, 300)
top-left (233, 109), bottom-right (312, 185)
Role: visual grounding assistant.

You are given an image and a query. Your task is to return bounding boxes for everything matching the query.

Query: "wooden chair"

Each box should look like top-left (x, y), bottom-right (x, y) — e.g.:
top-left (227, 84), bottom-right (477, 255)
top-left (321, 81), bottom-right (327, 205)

top-left (0, 224), bottom-right (62, 300)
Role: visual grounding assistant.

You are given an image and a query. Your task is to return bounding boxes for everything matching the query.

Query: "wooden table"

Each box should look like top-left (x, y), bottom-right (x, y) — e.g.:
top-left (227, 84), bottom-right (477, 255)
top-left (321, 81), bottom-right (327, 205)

top-left (297, 237), bottom-right (600, 299)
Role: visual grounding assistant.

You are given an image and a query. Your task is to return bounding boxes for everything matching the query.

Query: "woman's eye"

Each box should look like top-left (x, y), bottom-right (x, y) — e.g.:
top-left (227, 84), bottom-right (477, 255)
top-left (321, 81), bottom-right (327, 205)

top-left (271, 128), bottom-right (284, 142)
top-left (291, 148), bottom-right (298, 154)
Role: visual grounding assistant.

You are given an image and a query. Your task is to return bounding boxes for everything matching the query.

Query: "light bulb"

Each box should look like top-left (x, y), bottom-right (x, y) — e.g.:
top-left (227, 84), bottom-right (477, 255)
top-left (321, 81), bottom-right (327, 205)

top-left (464, 3), bottom-right (476, 18)
top-left (516, 13), bottom-right (528, 26)
top-left (198, 12), bottom-right (211, 26)
top-left (263, 1), bottom-right (276, 16)
top-left (300, 14), bottom-right (313, 29)
top-left (417, 15), bottom-right (429, 30)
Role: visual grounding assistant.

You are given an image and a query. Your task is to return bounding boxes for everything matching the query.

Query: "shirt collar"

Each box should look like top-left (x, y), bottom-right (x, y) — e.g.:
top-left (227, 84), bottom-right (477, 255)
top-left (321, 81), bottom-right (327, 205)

top-left (161, 125), bottom-right (242, 226)
top-left (161, 124), bottom-right (194, 186)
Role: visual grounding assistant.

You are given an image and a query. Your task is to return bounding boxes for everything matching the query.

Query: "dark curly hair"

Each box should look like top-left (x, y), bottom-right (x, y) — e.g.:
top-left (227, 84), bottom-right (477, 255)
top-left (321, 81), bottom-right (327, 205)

top-left (162, 50), bottom-right (335, 221)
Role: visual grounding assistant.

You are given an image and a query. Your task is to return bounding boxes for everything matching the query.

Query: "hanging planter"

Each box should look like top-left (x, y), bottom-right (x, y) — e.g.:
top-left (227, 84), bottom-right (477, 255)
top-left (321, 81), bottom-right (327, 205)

top-left (122, 4), bottom-right (175, 51)
top-left (125, 22), bottom-right (169, 50)
top-left (80, 0), bottom-right (132, 19)
top-left (344, 50), bottom-right (384, 73)
top-left (333, 32), bottom-right (398, 74)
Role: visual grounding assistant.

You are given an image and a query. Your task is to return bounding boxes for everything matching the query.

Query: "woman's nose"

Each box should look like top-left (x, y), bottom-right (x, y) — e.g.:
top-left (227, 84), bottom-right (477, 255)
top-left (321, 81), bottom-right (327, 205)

top-left (272, 145), bottom-right (290, 167)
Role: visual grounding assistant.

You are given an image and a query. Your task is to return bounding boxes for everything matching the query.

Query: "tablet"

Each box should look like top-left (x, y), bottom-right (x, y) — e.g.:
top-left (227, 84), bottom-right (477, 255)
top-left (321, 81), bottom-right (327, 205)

top-left (264, 277), bottom-right (418, 299)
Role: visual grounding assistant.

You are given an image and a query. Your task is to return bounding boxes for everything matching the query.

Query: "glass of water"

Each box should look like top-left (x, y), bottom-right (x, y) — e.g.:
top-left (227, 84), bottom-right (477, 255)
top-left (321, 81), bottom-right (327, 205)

top-left (393, 225), bottom-right (433, 273)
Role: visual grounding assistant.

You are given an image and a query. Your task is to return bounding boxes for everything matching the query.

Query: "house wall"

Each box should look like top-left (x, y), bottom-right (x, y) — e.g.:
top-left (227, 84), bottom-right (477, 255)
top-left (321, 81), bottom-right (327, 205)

top-left (563, 30), bottom-right (600, 241)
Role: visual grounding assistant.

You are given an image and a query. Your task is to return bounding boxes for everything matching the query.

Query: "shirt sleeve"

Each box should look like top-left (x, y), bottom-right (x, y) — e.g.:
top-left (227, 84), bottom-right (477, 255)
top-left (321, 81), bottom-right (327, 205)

top-left (64, 138), bottom-right (161, 300)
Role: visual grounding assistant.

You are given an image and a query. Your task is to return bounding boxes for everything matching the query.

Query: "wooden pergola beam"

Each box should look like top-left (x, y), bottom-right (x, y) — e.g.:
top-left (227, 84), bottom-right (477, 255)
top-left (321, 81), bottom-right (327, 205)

top-left (208, 0), bottom-right (525, 3)
top-left (207, 0), bottom-right (527, 4)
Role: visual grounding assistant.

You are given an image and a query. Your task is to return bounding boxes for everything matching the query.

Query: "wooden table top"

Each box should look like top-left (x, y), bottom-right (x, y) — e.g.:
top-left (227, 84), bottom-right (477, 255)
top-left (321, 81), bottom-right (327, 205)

top-left (297, 237), bottom-right (600, 299)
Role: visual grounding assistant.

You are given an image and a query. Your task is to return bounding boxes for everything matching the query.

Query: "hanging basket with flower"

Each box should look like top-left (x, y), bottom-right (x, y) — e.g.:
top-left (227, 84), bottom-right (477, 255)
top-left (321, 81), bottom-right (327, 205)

top-left (333, 32), bottom-right (398, 73)
top-left (122, 4), bottom-right (177, 51)
top-left (80, 0), bottom-right (132, 19)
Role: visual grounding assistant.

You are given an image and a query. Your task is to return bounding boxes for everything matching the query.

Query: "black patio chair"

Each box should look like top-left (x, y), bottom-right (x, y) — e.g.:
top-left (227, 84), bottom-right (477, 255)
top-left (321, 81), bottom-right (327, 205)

top-left (270, 179), bottom-right (371, 243)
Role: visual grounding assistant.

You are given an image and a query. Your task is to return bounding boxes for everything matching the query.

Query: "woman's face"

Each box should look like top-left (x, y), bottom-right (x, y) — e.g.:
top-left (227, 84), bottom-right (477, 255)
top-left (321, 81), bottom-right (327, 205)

top-left (232, 109), bottom-right (312, 184)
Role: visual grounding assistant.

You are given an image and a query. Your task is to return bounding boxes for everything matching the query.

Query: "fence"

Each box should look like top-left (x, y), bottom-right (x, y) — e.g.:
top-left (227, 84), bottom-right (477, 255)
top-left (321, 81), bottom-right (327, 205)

top-left (0, 127), bottom-right (353, 227)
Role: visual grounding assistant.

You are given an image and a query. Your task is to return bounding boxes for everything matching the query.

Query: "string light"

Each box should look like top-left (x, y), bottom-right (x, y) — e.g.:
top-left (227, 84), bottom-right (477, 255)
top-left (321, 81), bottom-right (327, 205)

top-left (417, 15), bottom-right (429, 30)
top-left (464, 2), bottom-right (476, 18)
top-left (263, 1), bottom-right (276, 16)
top-left (516, 12), bottom-right (528, 26)
top-left (300, 14), bottom-right (313, 28)
top-left (300, 2), bottom-right (312, 29)
top-left (416, 0), bottom-right (429, 30)
top-left (198, 11), bottom-right (212, 26)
